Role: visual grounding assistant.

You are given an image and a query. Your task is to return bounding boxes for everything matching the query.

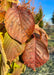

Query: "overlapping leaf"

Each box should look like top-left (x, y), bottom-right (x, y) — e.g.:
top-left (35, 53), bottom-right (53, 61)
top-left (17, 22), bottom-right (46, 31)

top-left (34, 29), bottom-right (48, 47)
top-left (3, 32), bottom-right (25, 63)
top-left (22, 34), bottom-right (49, 71)
top-left (5, 6), bottom-right (35, 43)
top-left (35, 24), bottom-right (48, 39)
top-left (34, 25), bottom-right (48, 47)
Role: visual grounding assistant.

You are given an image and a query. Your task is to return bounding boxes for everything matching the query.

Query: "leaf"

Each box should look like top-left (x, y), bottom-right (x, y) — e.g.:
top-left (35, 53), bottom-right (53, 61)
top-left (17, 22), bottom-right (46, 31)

top-left (11, 62), bottom-right (26, 75)
top-left (34, 25), bottom-right (48, 47)
top-left (34, 28), bottom-right (48, 47)
top-left (3, 32), bottom-right (25, 63)
top-left (0, 33), bottom-right (9, 75)
top-left (1, 0), bottom-right (11, 11)
top-left (0, 32), bottom-right (3, 43)
top-left (35, 24), bottom-right (48, 39)
top-left (7, 61), bottom-right (26, 75)
top-left (0, 32), bottom-right (3, 53)
top-left (0, 11), bottom-right (6, 23)
top-left (5, 6), bottom-right (35, 43)
top-left (22, 34), bottom-right (49, 71)
top-left (7, 0), bottom-right (19, 4)
top-left (0, 54), bottom-right (1, 62)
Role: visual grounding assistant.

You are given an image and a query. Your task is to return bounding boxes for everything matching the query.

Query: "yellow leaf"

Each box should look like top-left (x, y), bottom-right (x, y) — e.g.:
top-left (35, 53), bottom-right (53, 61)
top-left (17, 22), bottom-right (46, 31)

top-left (1, 0), bottom-right (11, 11)
top-left (7, 0), bottom-right (19, 4)
top-left (0, 32), bottom-right (3, 43)
top-left (4, 32), bottom-right (25, 63)
top-left (7, 61), bottom-right (26, 75)
top-left (12, 62), bottom-right (26, 75)
top-left (0, 33), bottom-right (9, 75)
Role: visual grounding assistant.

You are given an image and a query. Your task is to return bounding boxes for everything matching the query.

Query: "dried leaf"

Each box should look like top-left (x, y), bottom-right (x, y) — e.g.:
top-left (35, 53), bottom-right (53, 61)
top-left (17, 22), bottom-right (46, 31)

top-left (35, 24), bottom-right (48, 39)
top-left (35, 25), bottom-right (48, 47)
top-left (22, 34), bottom-right (49, 71)
top-left (3, 32), bottom-right (25, 63)
top-left (0, 11), bottom-right (6, 23)
top-left (34, 28), bottom-right (48, 47)
top-left (5, 6), bottom-right (35, 43)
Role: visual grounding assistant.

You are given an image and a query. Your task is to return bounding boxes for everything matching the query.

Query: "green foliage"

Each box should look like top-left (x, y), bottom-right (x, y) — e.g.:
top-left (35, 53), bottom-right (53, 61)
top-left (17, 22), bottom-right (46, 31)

top-left (34, 7), bottom-right (44, 28)
top-left (39, 21), bottom-right (43, 28)
top-left (51, 12), bottom-right (54, 24)
top-left (48, 40), bottom-right (54, 47)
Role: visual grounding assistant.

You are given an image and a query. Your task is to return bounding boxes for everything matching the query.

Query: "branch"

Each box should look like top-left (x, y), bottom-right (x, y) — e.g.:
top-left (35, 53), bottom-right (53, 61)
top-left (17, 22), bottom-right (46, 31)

top-left (22, 0), bottom-right (31, 7)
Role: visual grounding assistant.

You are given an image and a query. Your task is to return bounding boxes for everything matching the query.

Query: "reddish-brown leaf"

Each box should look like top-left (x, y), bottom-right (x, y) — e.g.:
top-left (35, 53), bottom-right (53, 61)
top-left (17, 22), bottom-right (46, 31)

top-left (35, 25), bottom-right (48, 38)
top-left (22, 34), bottom-right (49, 71)
top-left (0, 11), bottom-right (6, 23)
top-left (34, 29), bottom-right (48, 47)
top-left (5, 6), bottom-right (35, 43)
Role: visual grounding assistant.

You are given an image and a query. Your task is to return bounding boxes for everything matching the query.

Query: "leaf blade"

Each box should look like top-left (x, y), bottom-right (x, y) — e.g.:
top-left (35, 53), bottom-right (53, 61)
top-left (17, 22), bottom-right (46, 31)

top-left (5, 6), bottom-right (35, 43)
top-left (22, 34), bottom-right (49, 70)
top-left (4, 32), bottom-right (25, 63)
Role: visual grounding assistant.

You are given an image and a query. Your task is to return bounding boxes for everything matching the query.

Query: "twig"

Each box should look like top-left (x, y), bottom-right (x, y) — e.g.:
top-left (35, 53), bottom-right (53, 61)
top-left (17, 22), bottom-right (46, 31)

top-left (37, 15), bottom-right (45, 25)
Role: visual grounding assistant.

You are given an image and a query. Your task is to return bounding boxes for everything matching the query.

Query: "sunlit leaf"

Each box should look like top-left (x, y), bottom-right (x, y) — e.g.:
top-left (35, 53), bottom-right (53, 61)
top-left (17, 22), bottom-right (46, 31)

top-left (3, 32), bottom-right (25, 63)
top-left (12, 62), bottom-right (26, 75)
top-left (1, 0), bottom-right (11, 11)
top-left (5, 6), bottom-right (35, 43)
top-left (7, 61), bottom-right (26, 75)
top-left (22, 34), bottom-right (49, 71)
top-left (7, 73), bottom-right (11, 75)
top-left (0, 32), bottom-right (3, 42)
top-left (7, 0), bottom-right (19, 4)
top-left (0, 33), bottom-right (9, 75)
